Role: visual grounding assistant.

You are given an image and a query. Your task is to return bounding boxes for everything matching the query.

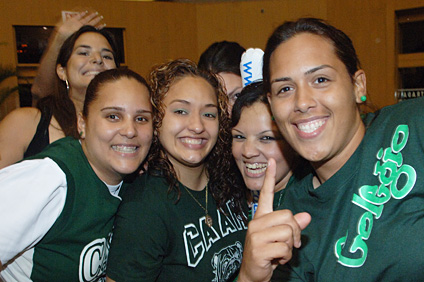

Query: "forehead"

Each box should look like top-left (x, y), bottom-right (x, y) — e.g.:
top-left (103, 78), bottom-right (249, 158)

top-left (165, 76), bottom-right (217, 104)
top-left (74, 32), bottom-right (111, 48)
top-left (239, 102), bottom-right (272, 122)
top-left (95, 77), bottom-right (150, 104)
top-left (270, 33), bottom-right (339, 76)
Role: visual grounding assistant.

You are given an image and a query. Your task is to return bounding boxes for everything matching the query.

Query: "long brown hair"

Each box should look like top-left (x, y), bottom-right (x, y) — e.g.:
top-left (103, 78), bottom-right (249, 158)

top-left (148, 58), bottom-right (246, 217)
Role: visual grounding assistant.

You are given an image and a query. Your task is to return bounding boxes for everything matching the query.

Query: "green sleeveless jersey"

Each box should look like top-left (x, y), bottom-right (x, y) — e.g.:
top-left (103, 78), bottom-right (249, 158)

top-left (10, 137), bottom-right (122, 281)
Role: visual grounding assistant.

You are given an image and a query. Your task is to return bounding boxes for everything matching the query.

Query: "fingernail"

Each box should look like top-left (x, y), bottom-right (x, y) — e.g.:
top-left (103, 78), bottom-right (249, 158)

top-left (296, 240), bottom-right (302, 248)
top-left (95, 11), bottom-right (99, 15)
top-left (100, 15), bottom-right (104, 19)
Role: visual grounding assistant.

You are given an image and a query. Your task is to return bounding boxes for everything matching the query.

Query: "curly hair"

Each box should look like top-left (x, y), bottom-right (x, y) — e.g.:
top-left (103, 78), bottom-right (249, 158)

top-left (148, 58), bottom-right (246, 217)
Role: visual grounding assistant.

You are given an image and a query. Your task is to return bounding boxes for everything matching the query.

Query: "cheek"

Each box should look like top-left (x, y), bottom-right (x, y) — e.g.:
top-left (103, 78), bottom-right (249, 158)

top-left (231, 143), bottom-right (242, 160)
top-left (105, 61), bottom-right (117, 70)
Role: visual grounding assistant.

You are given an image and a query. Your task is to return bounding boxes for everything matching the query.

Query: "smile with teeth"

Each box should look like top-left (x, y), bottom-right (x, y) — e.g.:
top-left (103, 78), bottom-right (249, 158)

top-left (181, 138), bottom-right (203, 145)
top-left (112, 145), bottom-right (138, 153)
top-left (297, 119), bottom-right (325, 133)
top-left (85, 71), bottom-right (100, 76)
top-left (245, 162), bottom-right (267, 175)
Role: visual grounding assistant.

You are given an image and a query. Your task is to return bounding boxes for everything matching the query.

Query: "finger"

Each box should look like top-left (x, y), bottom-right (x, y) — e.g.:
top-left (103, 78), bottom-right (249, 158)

top-left (293, 212), bottom-right (311, 248)
top-left (79, 11), bottom-right (102, 27)
top-left (95, 22), bottom-right (106, 30)
top-left (255, 158), bottom-right (276, 217)
top-left (87, 14), bottom-right (104, 26)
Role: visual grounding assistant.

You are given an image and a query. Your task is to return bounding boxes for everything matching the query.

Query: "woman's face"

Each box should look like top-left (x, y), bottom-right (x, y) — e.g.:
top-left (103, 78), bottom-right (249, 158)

top-left (58, 32), bottom-right (117, 95)
top-left (268, 33), bottom-right (366, 171)
top-left (78, 77), bottom-right (153, 185)
top-left (158, 76), bottom-right (219, 171)
top-left (218, 72), bottom-right (243, 111)
top-left (232, 102), bottom-right (292, 191)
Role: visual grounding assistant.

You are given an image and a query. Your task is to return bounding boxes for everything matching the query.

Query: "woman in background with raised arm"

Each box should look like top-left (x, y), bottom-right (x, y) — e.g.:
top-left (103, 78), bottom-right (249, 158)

top-left (0, 25), bottom-right (119, 169)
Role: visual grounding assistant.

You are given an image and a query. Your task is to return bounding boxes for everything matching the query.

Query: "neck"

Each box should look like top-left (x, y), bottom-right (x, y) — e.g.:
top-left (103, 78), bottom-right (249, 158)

top-left (312, 120), bottom-right (365, 188)
top-left (69, 88), bottom-right (85, 114)
top-left (172, 161), bottom-right (208, 191)
top-left (274, 170), bottom-right (293, 192)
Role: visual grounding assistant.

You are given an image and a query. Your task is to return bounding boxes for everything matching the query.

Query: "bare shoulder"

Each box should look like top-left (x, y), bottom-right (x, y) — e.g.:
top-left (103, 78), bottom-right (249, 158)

top-left (0, 107), bottom-right (42, 169)
top-left (0, 107), bottom-right (42, 141)
top-left (0, 107), bottom-right (41, 125)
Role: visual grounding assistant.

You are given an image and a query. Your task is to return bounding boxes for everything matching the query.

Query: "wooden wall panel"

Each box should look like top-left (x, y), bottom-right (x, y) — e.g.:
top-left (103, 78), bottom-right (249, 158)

top-left (195, 0), bottom-right (327, 60)
top-left (0, 0), bottom-right (197, 76)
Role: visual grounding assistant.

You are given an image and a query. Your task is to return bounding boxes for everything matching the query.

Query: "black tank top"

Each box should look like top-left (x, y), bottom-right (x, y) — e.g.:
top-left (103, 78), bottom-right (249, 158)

top-left (24, 108), bottom-right (52, 158)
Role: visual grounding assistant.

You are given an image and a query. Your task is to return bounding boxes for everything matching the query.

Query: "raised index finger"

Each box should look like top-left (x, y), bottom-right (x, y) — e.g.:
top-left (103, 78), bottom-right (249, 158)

top-left (254, 158), bottom-right (276, 218)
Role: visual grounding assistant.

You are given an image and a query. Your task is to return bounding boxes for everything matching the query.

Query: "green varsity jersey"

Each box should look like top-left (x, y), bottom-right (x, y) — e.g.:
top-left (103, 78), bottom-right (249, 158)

top-left (107, 173), bottom-right (248, 282)
top-left (273, 97), bottom-right (424, 281)
top-left (27, 137), bottom-right (122, 281)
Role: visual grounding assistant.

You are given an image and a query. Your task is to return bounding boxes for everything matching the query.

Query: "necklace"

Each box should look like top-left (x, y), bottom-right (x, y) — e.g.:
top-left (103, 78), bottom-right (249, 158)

top-left (183, 183), bottom-right (213, 227)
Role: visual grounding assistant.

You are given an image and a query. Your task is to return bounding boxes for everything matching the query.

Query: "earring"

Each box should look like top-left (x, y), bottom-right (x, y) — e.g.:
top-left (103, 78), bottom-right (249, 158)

top-left (79, 131), bottom-right (83, 137)
top-left (65, 80), bottom-right (70, 91)
top-left (360, 95), bottom-right (367, 102)
top-left (271, 116), bottom-right (275, 121)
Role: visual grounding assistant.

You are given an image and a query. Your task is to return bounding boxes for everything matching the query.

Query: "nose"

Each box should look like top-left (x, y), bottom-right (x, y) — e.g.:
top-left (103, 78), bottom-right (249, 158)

top-left (120, 119), bottom-right (137, 138)
top-left (242, 138), bottom-right (260, 159)
top-left (294, 86), bottom-right (316, 113)
top-left (91, 52), bottom-right (103, 65)
top-left (187, 114), bottom-right (205, 134)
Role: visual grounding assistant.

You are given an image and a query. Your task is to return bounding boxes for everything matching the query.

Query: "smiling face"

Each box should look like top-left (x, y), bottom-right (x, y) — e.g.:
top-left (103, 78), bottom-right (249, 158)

top-left (57, 32), bottom-right (117, 97)
top-left (78, 77), bottom-right (153, 185)
top-left (158, 76), bottom-right (219, 171)
top-left (268, 33), bottom-right (366, 180)
top-left (232, 101), bottom-right (292, 191)
top-left (218, 72), bottom-right (243, 111)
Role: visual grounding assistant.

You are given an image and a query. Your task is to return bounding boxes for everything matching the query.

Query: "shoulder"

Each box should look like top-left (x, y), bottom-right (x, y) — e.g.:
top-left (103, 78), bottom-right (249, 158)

top-left (0, 107), bottom-right (41, 129)
top-left (0, 108), bottom-right (43, 168)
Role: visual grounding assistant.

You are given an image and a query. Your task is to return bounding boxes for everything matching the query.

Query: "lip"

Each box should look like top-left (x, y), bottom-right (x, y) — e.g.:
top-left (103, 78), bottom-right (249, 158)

top-left (293, 116), bottom-right (328, 139)
top-left (243, 162), bottom-right (267, 178)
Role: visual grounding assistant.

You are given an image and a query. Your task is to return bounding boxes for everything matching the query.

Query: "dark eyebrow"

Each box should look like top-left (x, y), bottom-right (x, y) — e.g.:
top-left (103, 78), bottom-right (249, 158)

top-left (169, 99), bottom-right (218, 109)
top-left (74, 44), bottom-right (113, 53)
top-left (270, 77), bottom-right (292, 84)
top-left (271, 64), bottom-right (335, 85)
top-left (304, 64), bottom-right (334, 75)
top-left (101, 107), bottom-right (152, 114)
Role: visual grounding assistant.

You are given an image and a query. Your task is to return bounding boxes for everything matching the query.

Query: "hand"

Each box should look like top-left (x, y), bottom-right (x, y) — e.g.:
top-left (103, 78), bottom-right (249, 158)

top-left (238, 158), bottom-right (311, 282)
top-left (56, 11), bottom-right (105, 41)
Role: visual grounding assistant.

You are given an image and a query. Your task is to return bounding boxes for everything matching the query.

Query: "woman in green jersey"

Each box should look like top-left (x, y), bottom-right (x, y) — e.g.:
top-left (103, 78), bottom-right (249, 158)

top-left (0, 68), bottom-right (153, 281)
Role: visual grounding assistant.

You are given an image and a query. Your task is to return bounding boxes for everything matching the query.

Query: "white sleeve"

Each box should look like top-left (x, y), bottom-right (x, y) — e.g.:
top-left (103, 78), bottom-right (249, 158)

top-left (0, 158), bottom-right (67, 265)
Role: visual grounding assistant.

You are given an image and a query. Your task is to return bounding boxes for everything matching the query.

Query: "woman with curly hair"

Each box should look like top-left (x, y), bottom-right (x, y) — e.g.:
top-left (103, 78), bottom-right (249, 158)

top-left (107, 58), bottom-right (247, 282)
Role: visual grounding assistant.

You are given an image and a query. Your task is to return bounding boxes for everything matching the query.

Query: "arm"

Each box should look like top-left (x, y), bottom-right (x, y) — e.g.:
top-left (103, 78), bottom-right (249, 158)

top-left (0, 107), bottom-right (41, 169)
top-left (0, 158), bottom-right (66, 265)
top-left (238, 159), bottom-right (311, 282)
top-left (31, 11), bottom-right (104, 101)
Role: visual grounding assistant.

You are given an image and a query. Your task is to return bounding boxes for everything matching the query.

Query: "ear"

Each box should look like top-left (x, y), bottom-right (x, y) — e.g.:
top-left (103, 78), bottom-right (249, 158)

top-left (77, 112), bottom-right (86, 139)
top-left (267, 92), bottom-right (272, 105)
top-left (353, 70), bottom-right (367, 103)
top-left (56, 64), bottom-right (68, 82)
